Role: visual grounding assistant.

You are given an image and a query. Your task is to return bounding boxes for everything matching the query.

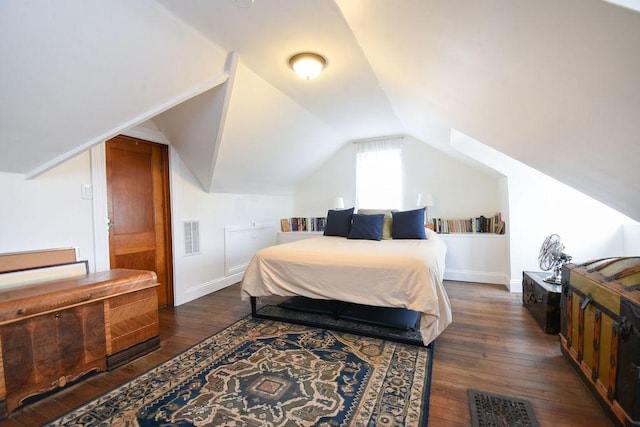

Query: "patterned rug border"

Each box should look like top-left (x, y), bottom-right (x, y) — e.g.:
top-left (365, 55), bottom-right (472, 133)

top-left (468, 389), bottom-right (540, 427)
top-left (45, 311), bottom-right (434, 426)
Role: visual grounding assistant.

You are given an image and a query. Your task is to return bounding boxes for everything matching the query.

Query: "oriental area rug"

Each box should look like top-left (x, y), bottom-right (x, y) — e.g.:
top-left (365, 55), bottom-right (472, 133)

top-left (46, 315), bottom-right (432, 426)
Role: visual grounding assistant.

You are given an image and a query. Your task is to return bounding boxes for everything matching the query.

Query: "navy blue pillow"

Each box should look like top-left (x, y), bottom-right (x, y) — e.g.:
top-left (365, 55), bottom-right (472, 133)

top-left (392, 208), bottom-right (427, 239)
top-left (348, 214), bottom-right (385, 241)
top-left (323, 207), bottom-right (354, 237)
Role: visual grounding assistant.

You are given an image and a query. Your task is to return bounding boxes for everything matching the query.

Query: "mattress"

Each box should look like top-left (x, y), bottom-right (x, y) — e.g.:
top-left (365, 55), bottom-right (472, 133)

top-left (241, 229), bottom-right (451, 345)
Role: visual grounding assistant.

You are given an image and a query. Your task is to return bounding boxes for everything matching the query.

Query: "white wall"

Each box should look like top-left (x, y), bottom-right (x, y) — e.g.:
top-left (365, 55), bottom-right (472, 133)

top-left (439, 233), bottom-right (508, 285)
top-left (122, 125), bottom-right (296, 305)
top-left (294, 135), bottom-right (510, 286)
top-left (451, 129), bottom-right (637, 291)
top-left (294, 142), bottom-right (357, 216)
top-left (169, 147), bottom-right (293, 305)
top-left (294, 130), bottom-right (638, 293)
top-left (622, 223), bottom-right (640, 256)
top-left (504, 166), bottom-right (633, 292)
top-left (3, 127), bottom-right (634, 302)
top-left (294, 135), bottom-right (503, 220)
top-left (0, 152), bottom-right (96, 270)
top-left (0, 139), bottom-right (294, 307)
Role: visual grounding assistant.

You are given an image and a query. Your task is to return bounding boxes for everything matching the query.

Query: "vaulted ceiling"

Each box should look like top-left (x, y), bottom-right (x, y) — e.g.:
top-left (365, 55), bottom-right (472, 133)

top-left (1, 0), bottom-right (639, 220)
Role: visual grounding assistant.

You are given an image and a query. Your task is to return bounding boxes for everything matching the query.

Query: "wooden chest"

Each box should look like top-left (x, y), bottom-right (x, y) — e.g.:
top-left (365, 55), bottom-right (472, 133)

top-left (522, 271), bottom-right (561, 334)
top-left (0, 268), bottom-right (160, 418)
top-left (560, 257), bottom-right (640, 427)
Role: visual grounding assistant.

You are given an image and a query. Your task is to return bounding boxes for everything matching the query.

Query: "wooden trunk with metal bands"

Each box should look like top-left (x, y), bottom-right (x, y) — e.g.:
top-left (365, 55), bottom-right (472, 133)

top-left (560, 257), bottom-right (640, 427)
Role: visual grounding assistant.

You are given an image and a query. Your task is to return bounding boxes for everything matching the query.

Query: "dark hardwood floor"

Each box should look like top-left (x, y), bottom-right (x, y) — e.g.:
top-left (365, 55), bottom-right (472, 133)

top-left (1, 281), bottom-right (613, 426)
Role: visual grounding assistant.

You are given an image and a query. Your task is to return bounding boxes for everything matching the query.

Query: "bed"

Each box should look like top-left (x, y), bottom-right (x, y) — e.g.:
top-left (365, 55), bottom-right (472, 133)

top-left (241, 226), bottom-right (451, 346)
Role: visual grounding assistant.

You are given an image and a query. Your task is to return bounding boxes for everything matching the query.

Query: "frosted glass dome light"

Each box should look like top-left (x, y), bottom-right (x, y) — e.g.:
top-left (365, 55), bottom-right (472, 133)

top-left (289, 53), bottom-right (326, 80)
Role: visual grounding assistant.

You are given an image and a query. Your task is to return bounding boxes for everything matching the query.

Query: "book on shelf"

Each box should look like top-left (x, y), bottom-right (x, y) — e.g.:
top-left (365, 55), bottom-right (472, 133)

top-left (281, 217), bottom-right (327, 232)
top-left (432, 212), bottom-right (505, 234)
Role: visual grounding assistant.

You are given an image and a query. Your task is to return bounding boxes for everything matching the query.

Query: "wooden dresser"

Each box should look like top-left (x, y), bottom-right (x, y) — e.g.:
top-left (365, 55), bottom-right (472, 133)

top-left (0, 250), bottom-right (160, 419)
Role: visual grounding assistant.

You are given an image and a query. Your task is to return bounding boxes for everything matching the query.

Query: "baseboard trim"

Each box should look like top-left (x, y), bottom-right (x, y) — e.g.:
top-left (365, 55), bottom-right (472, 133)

top-left (509, 279), bottom-right (523, 293)
top-left (178, 272), bottom-right (243, 306)
top-left (444, 269), bottom-right (510, 287)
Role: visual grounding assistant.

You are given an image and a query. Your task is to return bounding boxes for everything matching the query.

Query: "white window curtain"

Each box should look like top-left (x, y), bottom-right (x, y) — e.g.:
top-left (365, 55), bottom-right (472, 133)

top-left (355, 138), bottom-right (403, 210)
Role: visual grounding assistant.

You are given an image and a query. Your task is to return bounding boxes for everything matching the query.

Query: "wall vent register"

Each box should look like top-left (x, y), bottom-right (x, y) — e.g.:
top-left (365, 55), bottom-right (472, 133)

top-left (184, 220), bottom-right (200, 256)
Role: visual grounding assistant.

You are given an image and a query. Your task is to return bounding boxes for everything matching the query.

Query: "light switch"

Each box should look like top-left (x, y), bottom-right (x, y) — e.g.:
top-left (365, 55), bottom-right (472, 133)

top-left (81, 183), bottom-right (93, 200)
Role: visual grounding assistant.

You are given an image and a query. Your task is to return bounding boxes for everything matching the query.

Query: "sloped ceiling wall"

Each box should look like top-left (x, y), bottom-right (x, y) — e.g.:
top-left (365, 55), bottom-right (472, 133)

top-left (154, 55), bottom-right (344, 195)
top-left (336, 0), bottom-right (640, 220)
top-left (1, 0), bottom-right (639, 221)
top-left (0, 0), bottom-right (228, 176)
top-left (153, 54), bottom-right (238, 192)
top-left (157, 0), bottom-right (404, 140)
top-left (209, 62), bottom-right (343, 195)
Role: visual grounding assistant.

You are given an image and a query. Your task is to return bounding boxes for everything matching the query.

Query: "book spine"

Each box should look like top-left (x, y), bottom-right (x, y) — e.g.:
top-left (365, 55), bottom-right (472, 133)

top-left (433, 212), bottom-right (505, 234)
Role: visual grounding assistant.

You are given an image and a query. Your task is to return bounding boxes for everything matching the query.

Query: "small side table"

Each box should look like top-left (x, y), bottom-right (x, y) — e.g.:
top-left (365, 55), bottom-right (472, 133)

top-left (522, 271), bottom-right (562, 334)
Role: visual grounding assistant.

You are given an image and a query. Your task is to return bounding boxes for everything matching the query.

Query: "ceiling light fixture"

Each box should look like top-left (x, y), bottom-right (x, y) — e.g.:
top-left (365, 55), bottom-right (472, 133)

top-left (289, 52), bottom-right (326, 80)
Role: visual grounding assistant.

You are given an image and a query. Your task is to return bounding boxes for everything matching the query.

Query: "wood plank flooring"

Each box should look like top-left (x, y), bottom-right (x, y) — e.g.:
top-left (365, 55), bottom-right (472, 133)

top-left (0, 281), bottom-right (613, 426)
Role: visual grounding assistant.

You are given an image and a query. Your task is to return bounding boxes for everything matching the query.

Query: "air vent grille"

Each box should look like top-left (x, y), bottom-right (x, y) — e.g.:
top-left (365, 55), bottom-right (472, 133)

top-left (184, 220), bottom-right (200, 256)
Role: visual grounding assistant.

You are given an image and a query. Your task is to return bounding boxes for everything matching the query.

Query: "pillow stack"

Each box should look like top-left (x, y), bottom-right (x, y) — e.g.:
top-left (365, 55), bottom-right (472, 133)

top-left (323, 207), bottom-right (427, 240)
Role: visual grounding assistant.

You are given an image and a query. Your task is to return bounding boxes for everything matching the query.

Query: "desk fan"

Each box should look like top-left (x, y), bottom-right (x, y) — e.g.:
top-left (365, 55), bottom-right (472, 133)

top-left (538, 234), bottom-right (572, 284)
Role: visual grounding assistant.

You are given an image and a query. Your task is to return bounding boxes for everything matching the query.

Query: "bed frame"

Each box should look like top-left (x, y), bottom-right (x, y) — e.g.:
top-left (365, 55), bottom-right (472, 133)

top-left (249, 294), bottom-right (435, 422)
top-left (249, 295), bottom-right (433, 348)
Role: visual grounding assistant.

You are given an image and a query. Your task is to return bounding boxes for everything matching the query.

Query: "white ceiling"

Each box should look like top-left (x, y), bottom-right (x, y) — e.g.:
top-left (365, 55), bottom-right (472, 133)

top-left (158, 0), bottom-right (404, 140)
top-left (1, 0), bottom-right (639, 220)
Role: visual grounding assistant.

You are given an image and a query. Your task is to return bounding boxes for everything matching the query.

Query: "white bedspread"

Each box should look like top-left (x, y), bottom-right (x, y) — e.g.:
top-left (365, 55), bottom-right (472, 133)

top-left (241, 229), bottom-right (452, 345)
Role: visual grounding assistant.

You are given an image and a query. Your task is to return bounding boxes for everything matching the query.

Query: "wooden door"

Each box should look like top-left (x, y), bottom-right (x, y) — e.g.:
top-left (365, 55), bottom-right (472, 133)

top-left (106, 135), bottom-right (173, 307)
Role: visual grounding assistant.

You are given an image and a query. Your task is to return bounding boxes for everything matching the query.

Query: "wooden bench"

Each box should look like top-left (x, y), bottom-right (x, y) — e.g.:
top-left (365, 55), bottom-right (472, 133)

top-left (0, 248), bottom-right (160, 418)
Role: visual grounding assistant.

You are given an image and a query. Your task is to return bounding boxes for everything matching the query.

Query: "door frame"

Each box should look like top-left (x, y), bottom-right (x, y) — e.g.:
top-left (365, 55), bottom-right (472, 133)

top-left (90, 143), bottom-right (110, 273)
top-left (90, 127), bottom-right (175, 303)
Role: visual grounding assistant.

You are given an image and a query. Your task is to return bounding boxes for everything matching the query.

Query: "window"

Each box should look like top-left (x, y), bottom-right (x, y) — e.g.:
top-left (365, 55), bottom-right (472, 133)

top-left (355, 138), bottom-right (403, 209)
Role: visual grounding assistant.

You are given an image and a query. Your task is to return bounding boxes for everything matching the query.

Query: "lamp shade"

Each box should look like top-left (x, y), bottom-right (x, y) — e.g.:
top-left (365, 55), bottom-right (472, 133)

top-left (289, 53), bottom-right (326, 80)
top-left (417, 193), bottom-right (434, 207)
top-left (333, 197), bottom-right (345, 209)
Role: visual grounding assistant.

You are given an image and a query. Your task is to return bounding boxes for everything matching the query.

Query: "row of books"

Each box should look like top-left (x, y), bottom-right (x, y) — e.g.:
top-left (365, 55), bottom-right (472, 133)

top-left (280, 217), bottom-right (327, 232)
top-left (432, 212), bottom-right (505, 234)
